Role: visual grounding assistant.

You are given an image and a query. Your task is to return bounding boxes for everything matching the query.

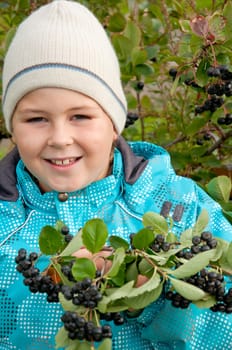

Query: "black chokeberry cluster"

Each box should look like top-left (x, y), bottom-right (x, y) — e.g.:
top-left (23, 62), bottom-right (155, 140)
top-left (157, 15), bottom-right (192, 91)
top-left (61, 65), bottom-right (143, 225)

top-left (61, 311), bottom-right (113, 342)
top-left (186, 269), bottom-right (224, 296)
top-left (165, 268), bottom-right (230, 312)
top-left (164, 231), bottom-right (232, 313)
top-left (207, 81), bottom-right (232, 97)
top-left (177, 231), bottom-right (217, 260)
top-left (125, 112), bottom-right (139, 128)
top-left (184, 79), bottom-right (201, 89)
top-left (136, 81), bottom-right (144, 90)
top-left (217, 113), bottom-right (232, 126)
top-left (187, 269), bottom-right (232, 314)
top-left (207, 65), bottom-right (232, 80)
top-left (169, 64), bottom-right (232, 128)
top-left (194, 65), bottom-right (232, 121)
top-left (211, 288), bottom-right (232, 314)
top-left (168, 68), bottom-right (177, 80)
top-left (15, 248), bottom-right (61, 302)
top-left (61, 277), bottom-right (103, 309)
top-left (60, 277), bottom-right (125, 342)
top-left (165, 290), bottom-right (191, 309)
top-left (195, 95), bottom-right (224, 114)
top-left (100, 311), bottom-right (125, 326)
top-left (61, 260), bottom-right (76, 282)
top-left (61, 225), bottom-right (74, 243)
top-left (149, 234), bottom-right (172, 253)
top-left (196, 132), bottom-right (211, 146)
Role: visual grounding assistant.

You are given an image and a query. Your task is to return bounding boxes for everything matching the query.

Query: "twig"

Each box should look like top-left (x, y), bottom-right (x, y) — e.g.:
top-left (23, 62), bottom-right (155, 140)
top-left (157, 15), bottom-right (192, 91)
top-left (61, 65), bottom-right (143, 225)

top-left (203, 129), bottom-right (232, 156)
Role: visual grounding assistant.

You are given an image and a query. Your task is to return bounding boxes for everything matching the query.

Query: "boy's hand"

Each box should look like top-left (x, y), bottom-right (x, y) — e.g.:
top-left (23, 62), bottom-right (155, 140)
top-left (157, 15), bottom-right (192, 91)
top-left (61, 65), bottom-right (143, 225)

top-left (73, 247), bottom-right (149, 287)
top-left (72, 247), bottom-right (112, 272)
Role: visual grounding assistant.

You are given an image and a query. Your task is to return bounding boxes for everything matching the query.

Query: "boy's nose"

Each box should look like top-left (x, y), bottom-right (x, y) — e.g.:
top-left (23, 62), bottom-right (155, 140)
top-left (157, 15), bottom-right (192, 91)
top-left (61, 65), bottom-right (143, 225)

top-left (47, 124), bottom-right (74, 147)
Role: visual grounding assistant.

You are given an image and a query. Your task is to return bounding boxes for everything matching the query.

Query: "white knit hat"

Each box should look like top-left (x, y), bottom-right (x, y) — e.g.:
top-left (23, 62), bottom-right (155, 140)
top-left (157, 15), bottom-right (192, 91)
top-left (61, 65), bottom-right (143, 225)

top-left (2, 0), bottom-right (127, 133)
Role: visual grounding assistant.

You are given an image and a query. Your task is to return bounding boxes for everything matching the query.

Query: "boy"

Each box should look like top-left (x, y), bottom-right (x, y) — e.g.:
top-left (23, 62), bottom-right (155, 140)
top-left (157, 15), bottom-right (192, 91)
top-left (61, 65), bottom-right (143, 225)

top-left (0, 1), bottom-right (231, 349)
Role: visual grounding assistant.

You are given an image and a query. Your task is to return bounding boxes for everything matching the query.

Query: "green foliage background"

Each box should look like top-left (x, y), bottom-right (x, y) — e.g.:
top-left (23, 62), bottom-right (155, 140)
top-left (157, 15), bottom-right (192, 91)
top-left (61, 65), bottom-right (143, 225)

top-left (0, 0), bottom-right (232, 184)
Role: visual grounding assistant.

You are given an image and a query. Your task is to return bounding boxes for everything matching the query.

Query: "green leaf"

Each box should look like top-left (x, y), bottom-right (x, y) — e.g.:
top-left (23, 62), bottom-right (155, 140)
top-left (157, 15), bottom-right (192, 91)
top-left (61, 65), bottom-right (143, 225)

top-left (141, 95), bottom-right (152, 110)
top-left (180, 228), bottom-right (193, 243)
top-left (76, 342), bottom-right (92, 350)
top-left (153, 245), bottom-right (189, 265)
top-left (170, 249), bottom-right (217, 279)
top-left (82, 219), bottom-right (108, 254)
top-left (101, 301), bottom-right (128, 313)
top-left (4, 27), bottom-right (16, 51)
top-left (169, 277), bottom-right (207, 301)
top-left (209, 13), bottom-right (226, 42)
top-left (209, 238), bottom-right (224, 262)
top-left (60, 230), bottom-right (83, 257)
top-left (222, 209), bottom-right (232, 224)
top-left (196, 59), bottom-right (210, 86)
top-left (18, 0), bottom-right (30, 8)
top-left (226, 242), bottom-right (232, 267)
top-left (110, 263), bottom-right (126, 287)
top-left (39, 225), bottom-right (64, 255)
top-left (54, 220), bottom-right (65, 232)
top-left (131, 47), bottom-right (147, 66)
top-left (107, 247), bottom-right (126, 278)
top-left (192, 209), bottom-right (209, 236)
top-left (109, 235), bottom-right (129, 251)
top-left (98, 338), bottom-right (112, 350)
top-left (55, 327), bottom-right (72, 348)
top-left (72, 258), bottom-right (96, 281)
top-left (127, 281), bottom-right (164, 310)
top-left (126, 270), bottom-right (160, 298)
top-left (98, 281), bottom-right (134, 313)
top-left (221, 202), bottom-right (232, 212)
top-left (217, 238), bottom-right (232, 272)
top-left (125, 260), bottom-right (138, 283)
top-left (193, 295), bottom-right (217, 309)
top-left (145, 45), bottom-right (160, 60)
top-left (138, 258), bottom-right (154, 277)
top-left (142, 212), bottom-right (169, 235)
top-left (108, 13), bottom-right (126, 32)
top-left (166, 232), bottom-right (177, 243)
top-left (206, 176), bottom-right (232, 203)
top-left (132, 228), bottom-right (154, 250)
top-left (179, 19), bottom-right (191, 33)
top-left (126, 93), bottom-right (137, 109)
top-left (112, 34), bottom-right (133, 62)
top-left (125, 272), bottom-right (162, 309)
top-left (185, 116), bottom-right (209, 135)
top-left (135, 63), bottom-right (154, 77)
top-left (145, 250), bottom-right (170, 265)
top-left (124, 20), bottom-right (141, 47)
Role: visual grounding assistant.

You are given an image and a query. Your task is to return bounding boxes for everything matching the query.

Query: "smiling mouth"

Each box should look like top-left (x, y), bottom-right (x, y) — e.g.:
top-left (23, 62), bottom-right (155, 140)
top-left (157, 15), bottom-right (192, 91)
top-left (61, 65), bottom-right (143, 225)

top-left (49, 158), bottom-right (78, 166)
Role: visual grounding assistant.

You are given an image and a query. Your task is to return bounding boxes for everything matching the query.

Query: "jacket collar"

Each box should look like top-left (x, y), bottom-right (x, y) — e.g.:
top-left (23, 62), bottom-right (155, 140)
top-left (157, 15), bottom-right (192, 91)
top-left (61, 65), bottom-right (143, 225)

top-left (0, 136), bottom-right (148, 202)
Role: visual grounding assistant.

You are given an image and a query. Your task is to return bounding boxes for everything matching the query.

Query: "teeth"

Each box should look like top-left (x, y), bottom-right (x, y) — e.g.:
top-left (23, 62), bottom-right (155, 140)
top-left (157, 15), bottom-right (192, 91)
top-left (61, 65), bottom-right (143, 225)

top-left (51, 158), bottom-right (75, 165)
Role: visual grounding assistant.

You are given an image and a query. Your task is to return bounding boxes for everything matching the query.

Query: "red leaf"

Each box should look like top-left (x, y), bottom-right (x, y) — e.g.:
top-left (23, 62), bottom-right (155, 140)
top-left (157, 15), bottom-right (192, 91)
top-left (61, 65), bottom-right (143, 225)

top-left (190, 16), bottom-right (209, 37)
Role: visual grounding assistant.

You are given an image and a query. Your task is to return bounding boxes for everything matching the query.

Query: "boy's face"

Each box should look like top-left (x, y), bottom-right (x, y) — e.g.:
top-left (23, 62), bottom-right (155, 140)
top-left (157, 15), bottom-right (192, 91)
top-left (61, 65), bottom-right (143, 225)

top-left (12, 88), bottom-right (118, 193)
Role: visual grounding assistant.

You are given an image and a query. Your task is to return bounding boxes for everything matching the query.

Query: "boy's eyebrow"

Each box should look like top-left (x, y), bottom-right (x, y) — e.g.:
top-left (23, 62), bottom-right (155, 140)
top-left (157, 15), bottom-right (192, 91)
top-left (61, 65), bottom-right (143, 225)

top-left (15, 108), bottom-right (48, 115)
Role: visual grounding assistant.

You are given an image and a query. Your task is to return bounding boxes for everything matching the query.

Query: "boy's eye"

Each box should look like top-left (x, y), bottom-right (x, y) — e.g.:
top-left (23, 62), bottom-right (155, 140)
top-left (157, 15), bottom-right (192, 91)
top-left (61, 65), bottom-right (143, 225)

top-left (72, 114), bottom-right (90, 120)
top-left (26, 117), bottom-right (47, 123)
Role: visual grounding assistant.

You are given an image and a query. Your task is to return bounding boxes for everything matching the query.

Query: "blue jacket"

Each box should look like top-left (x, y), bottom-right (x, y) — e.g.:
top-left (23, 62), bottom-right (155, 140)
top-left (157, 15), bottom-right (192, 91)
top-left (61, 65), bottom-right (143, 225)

top-left (0, 137), bottom-right (231, 350)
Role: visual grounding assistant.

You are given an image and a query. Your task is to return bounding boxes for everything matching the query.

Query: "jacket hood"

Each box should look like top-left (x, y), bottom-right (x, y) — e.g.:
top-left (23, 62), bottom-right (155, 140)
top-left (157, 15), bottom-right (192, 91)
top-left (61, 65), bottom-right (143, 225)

top-left (0, 146), bottom-right (20, 201)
